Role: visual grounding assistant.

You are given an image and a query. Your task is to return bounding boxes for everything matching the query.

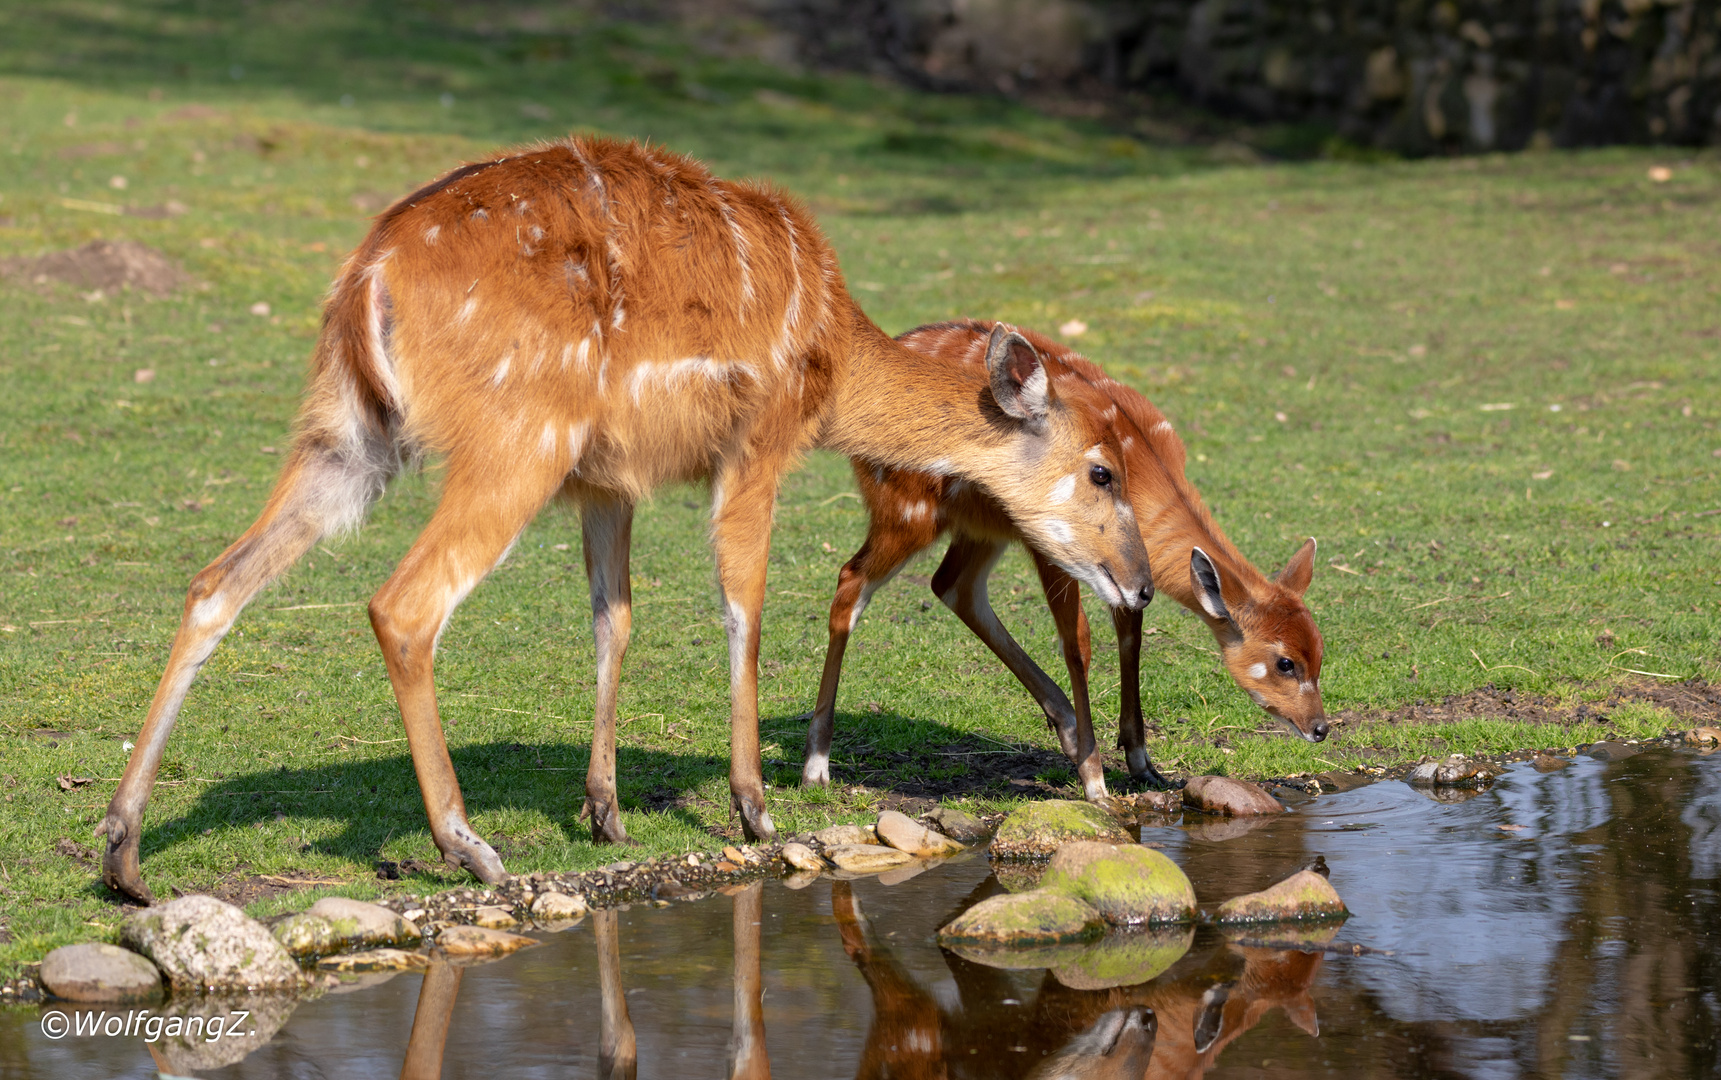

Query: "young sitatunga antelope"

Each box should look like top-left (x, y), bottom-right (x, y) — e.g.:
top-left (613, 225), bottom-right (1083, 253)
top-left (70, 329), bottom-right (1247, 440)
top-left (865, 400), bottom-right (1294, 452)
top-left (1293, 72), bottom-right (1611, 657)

top-left (97, 140), bottom-right (1155, 903)
top-left (804, 319), bottom-right (1326, 795)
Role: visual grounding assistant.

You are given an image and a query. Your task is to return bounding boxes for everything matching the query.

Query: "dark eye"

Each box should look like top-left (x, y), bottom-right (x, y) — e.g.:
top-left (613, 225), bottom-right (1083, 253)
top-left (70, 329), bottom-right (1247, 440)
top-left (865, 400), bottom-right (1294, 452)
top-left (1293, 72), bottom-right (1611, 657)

top-left (1089, 464), bottom-right (1112, 487)
top-left (1276, 657), bottom-right (1295, 675)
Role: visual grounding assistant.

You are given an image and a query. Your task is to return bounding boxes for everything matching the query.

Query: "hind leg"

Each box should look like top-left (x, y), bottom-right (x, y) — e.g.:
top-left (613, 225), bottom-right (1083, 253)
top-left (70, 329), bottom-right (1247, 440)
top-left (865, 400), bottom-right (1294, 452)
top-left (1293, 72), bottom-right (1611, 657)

top-left (579, 493), bottom-right (636, 845)
top-left (99, 446), bottom-right (387, 902)
top-left (367, 458), bottom-right (565, 883)
top-left (803, 526), bottom-right (934, 787)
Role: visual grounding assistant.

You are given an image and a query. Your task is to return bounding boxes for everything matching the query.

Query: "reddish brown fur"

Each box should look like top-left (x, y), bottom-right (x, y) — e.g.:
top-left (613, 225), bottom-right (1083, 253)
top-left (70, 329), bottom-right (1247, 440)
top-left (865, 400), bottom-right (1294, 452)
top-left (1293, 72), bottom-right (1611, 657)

top-left (96, 140), bottom-right (1154, 902)
top-left (805, 319), bottom-right (1326, 794)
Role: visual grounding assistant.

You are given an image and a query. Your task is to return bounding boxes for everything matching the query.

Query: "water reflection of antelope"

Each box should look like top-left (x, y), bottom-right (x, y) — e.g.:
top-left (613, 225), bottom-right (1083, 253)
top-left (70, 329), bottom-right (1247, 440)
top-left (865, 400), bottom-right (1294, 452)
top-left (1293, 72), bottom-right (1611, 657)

top-left (831, 880), bottom-right (1323, 1079)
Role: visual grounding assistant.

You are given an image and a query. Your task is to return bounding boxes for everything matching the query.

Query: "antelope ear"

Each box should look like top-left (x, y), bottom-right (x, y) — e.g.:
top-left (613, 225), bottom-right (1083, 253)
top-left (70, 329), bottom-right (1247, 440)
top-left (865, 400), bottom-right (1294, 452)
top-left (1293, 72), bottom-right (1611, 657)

top-left (1276, 537), bottom-right (1317, 597)
top-left (1190, 547), bottom-right (1230, 622)
top-left (984, 325), bottom-right (1049, 422)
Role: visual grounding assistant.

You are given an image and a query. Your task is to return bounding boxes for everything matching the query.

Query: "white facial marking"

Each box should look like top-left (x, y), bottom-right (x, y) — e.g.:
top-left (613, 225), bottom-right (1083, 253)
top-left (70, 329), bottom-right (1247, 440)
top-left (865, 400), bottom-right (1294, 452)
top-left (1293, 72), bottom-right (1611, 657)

top-left (1044, 519), bottom-right (1073, 545)
top-left (1084, 445), bottom-right (1108, 463)
top-left (1047, 473), bottom-right (1077, 505)
top-left (1248, 689), bottom-right (1268, 705)
top-left (1247, 662), bottom-right (1268, 680)
top-left (1300, 681), bottom-right (1316, 695)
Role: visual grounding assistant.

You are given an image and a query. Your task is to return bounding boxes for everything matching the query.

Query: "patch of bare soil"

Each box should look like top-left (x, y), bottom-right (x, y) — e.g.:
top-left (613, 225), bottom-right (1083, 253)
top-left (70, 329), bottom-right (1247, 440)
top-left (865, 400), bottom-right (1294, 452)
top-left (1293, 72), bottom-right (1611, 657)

top-left (1329, 677), bottom-right (1721, 729)
top-left (1, 239), bottom-right (188, 298)
top-left (203, 867), bottom-right (354, 908)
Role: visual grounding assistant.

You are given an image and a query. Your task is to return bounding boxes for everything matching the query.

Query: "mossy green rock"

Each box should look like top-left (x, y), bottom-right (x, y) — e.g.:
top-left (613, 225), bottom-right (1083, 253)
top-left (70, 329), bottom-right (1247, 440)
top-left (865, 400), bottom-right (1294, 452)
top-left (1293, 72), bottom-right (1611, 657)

top-left (1213, 870), bottom-right (1349, 924)
top-left (938, 890), bottom-right (1105, 947)
top-left (271, 897), bottom-right (420, 959)
top-left (990, 799), bottom-right (1131, 860)
top-left (1039, 841), bottom-right (1197, 926)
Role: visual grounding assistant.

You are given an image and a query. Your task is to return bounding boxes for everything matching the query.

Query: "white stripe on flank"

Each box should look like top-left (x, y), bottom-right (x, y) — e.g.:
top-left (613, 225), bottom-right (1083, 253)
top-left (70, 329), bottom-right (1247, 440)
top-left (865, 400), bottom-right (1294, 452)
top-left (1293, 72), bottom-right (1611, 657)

top-left (457, 297), bottom-right (478, 323)
top-left (1151, 421), bottom-right (1174, 435)
top-left (538, 422), bottom-right (557, 458)
top-left (559, 342), bottom-right (573, 369)
top-left (712, 183), bottom-right (754, 318)
top-left (769, 206), bottom-right (803, 369)
top-left (567, 420), bottom-right (591, 474)
top-left (363, 259), bottom-right (402, 409)
top-left (627, 357), bottom-right (759, 405)
top-left (423, 224), bottom-right (440, 245)
top-left (492, 356), bottom-right (510, 387)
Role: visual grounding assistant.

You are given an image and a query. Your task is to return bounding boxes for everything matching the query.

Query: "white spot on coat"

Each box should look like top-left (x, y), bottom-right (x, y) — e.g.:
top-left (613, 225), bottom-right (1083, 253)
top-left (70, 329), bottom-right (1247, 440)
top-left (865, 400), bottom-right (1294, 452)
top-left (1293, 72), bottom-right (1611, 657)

top-left (423, 225), bottom-right (440, 245)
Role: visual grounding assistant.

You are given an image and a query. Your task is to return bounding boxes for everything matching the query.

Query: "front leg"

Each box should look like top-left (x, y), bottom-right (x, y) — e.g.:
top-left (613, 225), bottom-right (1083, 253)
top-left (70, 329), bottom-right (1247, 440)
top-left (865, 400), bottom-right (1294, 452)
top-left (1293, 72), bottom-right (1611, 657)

top-left (1112, 605), bottom-right (1169, 788)
top-left (711, 457), bottom-right (784, 843)
top-left (1031, 551), bottom-right (1105, 800)
top-left (581, 494), bottom-right (636, 845)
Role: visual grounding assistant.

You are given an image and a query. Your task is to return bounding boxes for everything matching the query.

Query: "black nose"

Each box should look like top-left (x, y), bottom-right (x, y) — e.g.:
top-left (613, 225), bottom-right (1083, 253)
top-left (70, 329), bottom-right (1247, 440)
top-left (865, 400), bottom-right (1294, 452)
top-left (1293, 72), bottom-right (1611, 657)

top-left (1312, 720), bottom-right (1329, 742)
top-left (1135, 582), bottom-right (1155, 609)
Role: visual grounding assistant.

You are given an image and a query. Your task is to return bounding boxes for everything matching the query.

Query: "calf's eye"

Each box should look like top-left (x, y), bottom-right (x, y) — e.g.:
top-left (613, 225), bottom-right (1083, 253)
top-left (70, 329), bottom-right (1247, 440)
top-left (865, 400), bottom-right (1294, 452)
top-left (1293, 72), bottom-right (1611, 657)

top-left (1276, 657), bottom-right (1295, 675)
top-left (1089, 464), bottom-right (1112, 487)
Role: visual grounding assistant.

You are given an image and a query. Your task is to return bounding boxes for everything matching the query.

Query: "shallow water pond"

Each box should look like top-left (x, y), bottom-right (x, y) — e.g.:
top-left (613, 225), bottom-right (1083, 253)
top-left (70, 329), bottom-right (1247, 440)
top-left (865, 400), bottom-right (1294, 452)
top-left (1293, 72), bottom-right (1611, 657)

top-left (7, 746), bottom-right (1720, 1078)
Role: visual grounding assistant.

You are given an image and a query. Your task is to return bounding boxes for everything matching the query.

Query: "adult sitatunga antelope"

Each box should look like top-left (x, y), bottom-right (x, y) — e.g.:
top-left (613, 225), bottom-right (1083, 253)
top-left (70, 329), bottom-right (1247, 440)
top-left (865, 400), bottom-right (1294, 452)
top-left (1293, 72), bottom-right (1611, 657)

top-left (97, 140), bottom-right (1155, 902)
top-left (804, 319), bottom-right (1326, 796)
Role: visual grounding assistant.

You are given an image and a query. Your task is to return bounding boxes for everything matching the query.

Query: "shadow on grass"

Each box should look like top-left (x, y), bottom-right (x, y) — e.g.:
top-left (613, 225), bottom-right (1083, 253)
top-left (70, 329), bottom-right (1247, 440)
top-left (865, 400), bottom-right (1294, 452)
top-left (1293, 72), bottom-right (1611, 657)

top-left (126, 710), bottom-right (1078, 874)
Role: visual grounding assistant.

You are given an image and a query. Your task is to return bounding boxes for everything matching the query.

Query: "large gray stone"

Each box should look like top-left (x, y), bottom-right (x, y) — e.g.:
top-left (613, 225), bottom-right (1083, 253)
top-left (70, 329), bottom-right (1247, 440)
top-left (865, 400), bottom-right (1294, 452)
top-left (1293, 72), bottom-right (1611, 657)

top-left (875, 810), bottom-right (963, 857)
top-left (436, 925), bottom-right (537, 957)
top-left (780, 843), bottom-right (825, 872)
top-left (530, 891), bottom-right (588, 923)
top-left (271, 897), bottom-right (420, 960)
top-left (990, 800), bottom-right (1131, 860)
top-left (925, 805), bottom-right (989, 842)
top-left (39, 943), bottom-right (164, 1004)
top-left (1182, 776), bottom-right (1285, 816)
top-left (813, 823), bottom-right (876, 848)
top-left (825, 843), bottom-right (914, 873)
top-left (120, 895), bottom-right (303, 993)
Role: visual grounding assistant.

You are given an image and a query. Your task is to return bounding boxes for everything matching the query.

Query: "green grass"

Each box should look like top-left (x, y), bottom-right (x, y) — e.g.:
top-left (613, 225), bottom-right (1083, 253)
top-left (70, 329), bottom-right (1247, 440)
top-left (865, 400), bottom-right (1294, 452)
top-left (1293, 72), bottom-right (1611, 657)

top-left (1, 1), bottom-right (1718, 975)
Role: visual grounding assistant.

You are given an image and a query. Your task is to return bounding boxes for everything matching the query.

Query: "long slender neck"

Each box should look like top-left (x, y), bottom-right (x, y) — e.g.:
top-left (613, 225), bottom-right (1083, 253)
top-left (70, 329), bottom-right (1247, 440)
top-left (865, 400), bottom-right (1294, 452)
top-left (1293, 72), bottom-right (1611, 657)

top-left (1137, 470), bottom-right (1268, 636)
top-left (819, 304), bottom-right (1019, 484)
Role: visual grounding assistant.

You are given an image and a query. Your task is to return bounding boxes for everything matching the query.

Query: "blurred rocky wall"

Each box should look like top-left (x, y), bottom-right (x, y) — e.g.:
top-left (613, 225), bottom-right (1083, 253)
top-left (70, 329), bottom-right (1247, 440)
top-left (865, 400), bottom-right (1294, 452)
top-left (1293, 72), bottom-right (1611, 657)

top-left (761, 0), bottom-right (1721, 152)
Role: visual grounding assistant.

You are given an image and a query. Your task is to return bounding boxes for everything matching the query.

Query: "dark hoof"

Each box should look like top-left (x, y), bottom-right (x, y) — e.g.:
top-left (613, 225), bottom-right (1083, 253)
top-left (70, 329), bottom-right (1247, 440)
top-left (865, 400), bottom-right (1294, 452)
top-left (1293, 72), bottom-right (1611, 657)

top-left (98, 818), bottom-right (153, 905)
top-left (733, 795), bottom-right (777, 843)
top-left (440, 840), bottom-right (508, 885)
top-left (582, 797), bottom-right (631, 845)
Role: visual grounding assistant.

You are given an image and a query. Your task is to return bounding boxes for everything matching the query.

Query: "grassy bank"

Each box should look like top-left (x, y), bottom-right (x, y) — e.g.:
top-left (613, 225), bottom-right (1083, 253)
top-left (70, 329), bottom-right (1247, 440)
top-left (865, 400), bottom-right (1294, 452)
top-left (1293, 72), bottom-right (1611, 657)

top-left (1, 1), bottom-right (1717, 974)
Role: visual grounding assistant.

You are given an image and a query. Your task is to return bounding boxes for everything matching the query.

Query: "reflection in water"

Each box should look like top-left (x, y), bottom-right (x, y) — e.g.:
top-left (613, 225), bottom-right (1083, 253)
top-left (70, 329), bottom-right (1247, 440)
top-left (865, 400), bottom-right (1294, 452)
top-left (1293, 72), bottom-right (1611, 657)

top-left (595, 908), bottom-right (638, 1080)
top-left (397, 962), bottom-right (459, 1080)
top-left (8, 748), bottom-right (1721, 1078)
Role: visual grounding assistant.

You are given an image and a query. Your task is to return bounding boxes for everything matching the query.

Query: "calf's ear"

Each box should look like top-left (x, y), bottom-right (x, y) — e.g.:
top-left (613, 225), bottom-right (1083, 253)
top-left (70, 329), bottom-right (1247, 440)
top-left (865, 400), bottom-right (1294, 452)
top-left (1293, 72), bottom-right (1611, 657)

top-left (985, 324), bottom-right (1049, 422)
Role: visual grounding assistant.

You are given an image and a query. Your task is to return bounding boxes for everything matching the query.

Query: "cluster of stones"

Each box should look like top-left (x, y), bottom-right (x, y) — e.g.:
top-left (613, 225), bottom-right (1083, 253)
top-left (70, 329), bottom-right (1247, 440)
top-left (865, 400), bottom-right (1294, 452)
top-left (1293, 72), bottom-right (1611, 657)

top-left (777, 807), bottom-right (979, 886)
top-left (940, 792), bottom-right (1348, 987)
